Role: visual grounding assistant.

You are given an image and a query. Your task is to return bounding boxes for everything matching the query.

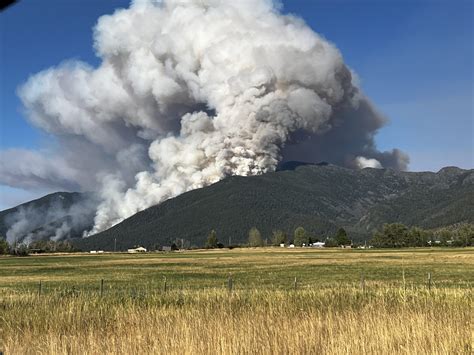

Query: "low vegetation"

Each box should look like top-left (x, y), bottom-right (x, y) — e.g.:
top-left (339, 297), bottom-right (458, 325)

top-left (0, 248), bottom-right (472, 354)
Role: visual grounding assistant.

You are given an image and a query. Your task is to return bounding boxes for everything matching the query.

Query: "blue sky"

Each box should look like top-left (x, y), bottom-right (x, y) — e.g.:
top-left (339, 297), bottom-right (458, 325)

top-left (0, 0), bottom-right (473, 208)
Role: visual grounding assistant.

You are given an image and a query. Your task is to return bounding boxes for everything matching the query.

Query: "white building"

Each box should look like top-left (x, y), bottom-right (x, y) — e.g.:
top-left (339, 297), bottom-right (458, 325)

top-left (312, 242), bottom-right (325, 248)
top-left (127, 247), bottom-right (147, 253)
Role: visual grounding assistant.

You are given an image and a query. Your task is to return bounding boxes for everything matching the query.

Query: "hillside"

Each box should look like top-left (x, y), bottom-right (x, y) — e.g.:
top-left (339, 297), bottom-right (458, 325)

top-left (0, 192), bottom-right (94, 242)
top-left (73, 164), bottom-right (474, 251)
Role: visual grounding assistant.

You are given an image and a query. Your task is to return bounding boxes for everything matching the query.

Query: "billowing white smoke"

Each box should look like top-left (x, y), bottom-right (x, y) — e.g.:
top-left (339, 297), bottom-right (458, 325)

top-left (5, 194), bottom-right (96, 244)
top-left (1, 0), bottom-right (408, 236)
top-left (356, 157), bottom-right (383, 169)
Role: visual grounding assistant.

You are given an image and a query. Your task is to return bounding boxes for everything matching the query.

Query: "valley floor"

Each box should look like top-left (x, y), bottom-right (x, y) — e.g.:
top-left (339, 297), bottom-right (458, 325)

top-left (0, 248), bottom-right (472, 354)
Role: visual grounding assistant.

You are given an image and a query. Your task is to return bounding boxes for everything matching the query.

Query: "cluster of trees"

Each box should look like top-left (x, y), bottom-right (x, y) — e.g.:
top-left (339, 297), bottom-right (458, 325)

top-left (28, 240), bottom-right (78, 252)
top-left (270, 227), bottom-right (310, 246)
top-left (206, 223), bottom-right (474, 250)
top-left (0, 238), bottom-right (78, 255)
top-left (205, 226), bottom-right (353, 249)
top-left (371, 223), bottom-right (474, 248)
top-left (0, 238), bottom-right (30, 256)
top-left (434, 224), bottom-right (474, 247)
top-left (0, 238), bottom-right (9, 255)
top-left (270, 227), bottom-right (351, 247)
top-left (324, 228), bottom-right (351, 247)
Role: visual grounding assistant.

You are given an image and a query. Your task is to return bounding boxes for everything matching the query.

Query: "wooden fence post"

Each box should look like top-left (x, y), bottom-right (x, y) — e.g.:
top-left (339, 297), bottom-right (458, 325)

top-left (100, 279), bottom-right (104, 297)
top-left (402, 268), bottom-right (406, 293)
top-left (38, 280), bottom-right (42, 297)
top-left (163, 277), bottom-right (167, 292)
top-left (428, 272), bottom-right (432, 291)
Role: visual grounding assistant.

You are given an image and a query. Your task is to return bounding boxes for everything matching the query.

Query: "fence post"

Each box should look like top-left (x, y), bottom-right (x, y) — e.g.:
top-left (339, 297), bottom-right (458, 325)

top-left (428, 272), bottom-right (432, 291)
top-left (293, 277), bottom-right (297, 291)
top-left (163, 277), bottom-right (167, 293)
top-left (38, 280), bottom-right (42, 297)
top-left (100, 279), bottom-right (104, 297)
top-left (402, 268), bottom-right (406, 293)
top-left (227, 275), bottom-right (233, 292)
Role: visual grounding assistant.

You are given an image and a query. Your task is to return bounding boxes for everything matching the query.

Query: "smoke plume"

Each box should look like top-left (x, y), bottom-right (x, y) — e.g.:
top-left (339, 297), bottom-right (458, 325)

top-left (4, 193), bottom-right (96, 244)
top-left (1, 0), bottom-right (409, 236)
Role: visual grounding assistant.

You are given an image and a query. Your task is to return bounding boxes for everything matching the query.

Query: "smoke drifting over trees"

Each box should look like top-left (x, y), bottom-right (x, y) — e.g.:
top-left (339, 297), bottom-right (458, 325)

top-left (2, 192), bottom-right (96, 244)
top-left (0, 0), bottom-right (408, 239)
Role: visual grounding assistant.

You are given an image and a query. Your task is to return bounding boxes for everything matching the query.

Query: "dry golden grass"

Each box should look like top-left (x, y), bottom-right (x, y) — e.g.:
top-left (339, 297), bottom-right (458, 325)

top-left (0, 248), bottom-right (472, 354)
top-left (0, 287), bottom-right (471, 354)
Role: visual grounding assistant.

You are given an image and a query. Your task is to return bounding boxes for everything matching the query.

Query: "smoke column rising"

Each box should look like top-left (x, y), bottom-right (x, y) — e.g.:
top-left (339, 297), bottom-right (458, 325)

top-left (1, 0), bottom-right (408, 237)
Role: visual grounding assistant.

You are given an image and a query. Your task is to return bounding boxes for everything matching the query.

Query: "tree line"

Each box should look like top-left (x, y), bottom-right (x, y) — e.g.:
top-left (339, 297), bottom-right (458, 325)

top-left (205, 223), bottom-right (474, 249)
top-left (206, 226), bottom-right (351, 248)
top-left (370, 223), bottom-right (474, 248)
top-left (0, 239), bottom-right (78, 256)
top-left (1, 222), bottom-right (472, 255)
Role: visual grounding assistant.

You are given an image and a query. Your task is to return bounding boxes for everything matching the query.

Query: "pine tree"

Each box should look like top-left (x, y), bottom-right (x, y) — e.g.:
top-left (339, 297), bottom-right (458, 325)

top-left (205, 230), bottom-right (218, 248)
top-left (294, 227), bottom-right (309, 246)
top-left (335, 228), bottom-right (351, 246)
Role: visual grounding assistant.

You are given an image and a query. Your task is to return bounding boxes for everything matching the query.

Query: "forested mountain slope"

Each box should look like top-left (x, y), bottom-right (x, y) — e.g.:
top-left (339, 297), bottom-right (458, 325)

top-left (74, 164), bottom-right (474, 250)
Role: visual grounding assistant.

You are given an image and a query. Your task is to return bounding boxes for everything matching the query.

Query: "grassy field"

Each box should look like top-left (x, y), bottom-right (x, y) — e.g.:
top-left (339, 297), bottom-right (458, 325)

top-left (1, 248), bottom-right (473, 354)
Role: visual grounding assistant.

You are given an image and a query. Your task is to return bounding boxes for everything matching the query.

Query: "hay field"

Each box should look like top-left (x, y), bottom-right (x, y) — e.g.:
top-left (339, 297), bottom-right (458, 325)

top-left (1, 248), bottom-right (472, 354)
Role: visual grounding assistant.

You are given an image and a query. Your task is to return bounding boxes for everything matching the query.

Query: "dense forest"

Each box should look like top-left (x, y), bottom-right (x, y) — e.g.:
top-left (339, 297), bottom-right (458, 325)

top-left (73, 164), bottom-right (474, 251)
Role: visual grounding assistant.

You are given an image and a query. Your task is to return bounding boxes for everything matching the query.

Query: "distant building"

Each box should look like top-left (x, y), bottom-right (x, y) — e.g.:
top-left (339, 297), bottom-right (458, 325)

top-left (127, 247), bottom-right (147, 253)
top-left (90, 250), bottom-right (97, 254)
top-left (312, 242), bottom-right (325, 248)
top-left (288, 244), bottom-right (295, 248)
top-left (280, 243), bottom-right (285, 248)
top-left (161, 246), bottom-right (172, 252)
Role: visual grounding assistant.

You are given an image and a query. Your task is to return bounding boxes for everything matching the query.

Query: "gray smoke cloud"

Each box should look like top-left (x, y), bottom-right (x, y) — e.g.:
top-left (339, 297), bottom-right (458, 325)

top-left (0, 0), bottom-right (409, 236)
top-left (5, 193), bottom-right (97, 244)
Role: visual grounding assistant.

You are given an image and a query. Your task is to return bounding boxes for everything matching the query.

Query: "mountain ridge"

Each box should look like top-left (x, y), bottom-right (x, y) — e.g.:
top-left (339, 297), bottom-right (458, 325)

top-left (71, 164), bottom-right (474, 251)
top-left (0, 192), bottom-right (94, 242)
top-left (2, 164), bottom-right (472, 249)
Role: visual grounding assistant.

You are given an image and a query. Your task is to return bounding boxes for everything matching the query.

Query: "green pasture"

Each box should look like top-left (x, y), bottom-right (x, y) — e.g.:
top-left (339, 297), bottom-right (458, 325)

top-left (0, 248), bottom-right (472, 294)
